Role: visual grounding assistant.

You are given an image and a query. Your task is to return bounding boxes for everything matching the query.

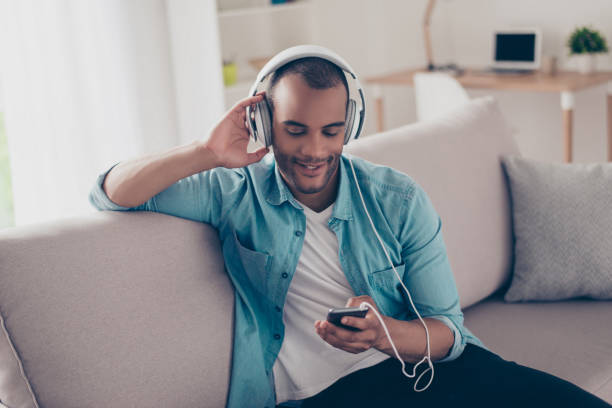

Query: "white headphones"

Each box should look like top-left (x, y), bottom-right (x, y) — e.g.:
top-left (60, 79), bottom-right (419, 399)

top-left (246, 44), bottom-right (366, 147)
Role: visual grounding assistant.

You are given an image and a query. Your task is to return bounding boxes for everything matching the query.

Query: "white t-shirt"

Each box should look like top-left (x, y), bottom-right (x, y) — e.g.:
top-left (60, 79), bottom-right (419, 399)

top-left (273, 202), bottom-right (390, 404)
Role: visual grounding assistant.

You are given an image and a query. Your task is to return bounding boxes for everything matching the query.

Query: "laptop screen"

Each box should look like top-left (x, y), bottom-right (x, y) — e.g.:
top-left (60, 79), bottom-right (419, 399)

top-left (495, 33), bottom-right (536, 62)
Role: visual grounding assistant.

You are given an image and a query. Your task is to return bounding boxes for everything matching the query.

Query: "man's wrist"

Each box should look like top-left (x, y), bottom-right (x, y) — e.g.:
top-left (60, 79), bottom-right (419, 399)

top-left (193, 140), bottom-right (222, 171)
top-left (373, 315), bottom-right (394, 352)
top-left (373, 317), bottom-right (428, 364)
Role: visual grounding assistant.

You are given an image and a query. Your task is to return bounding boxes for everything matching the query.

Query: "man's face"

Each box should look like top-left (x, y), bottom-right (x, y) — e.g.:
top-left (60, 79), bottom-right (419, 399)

top-left (270, 74), bottom-right (347, 206)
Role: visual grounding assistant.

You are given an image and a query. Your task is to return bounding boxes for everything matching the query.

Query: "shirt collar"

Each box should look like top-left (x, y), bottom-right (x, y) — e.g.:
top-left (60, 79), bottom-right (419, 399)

top-left (265, 154), bottom-right (354, 221)
top-left (266, 160), bottom-right (298, 208)
top-left (330, 155), bottom-right (353, 221)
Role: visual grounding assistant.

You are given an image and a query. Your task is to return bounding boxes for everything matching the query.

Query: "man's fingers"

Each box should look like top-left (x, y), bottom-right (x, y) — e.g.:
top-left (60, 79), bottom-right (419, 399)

top-left (318, 327), bottom-right (371, 353)
top-left (234, 92), bottom-right (265, 111)
top-left (245, 147), bottom-right (269, 164)
top-left (341, 316), bottom-right (367, 331)
top-left (322, 321), bottom-right (364, 343)
top-left (345, 295), bottom-right (376, 308)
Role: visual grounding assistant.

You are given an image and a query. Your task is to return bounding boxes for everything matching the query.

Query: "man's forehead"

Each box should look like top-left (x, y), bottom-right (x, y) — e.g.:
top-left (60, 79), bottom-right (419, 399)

top-left (272, 75), bottom-right (347, 124)
top-left (273, 74), bottom-right (348, 100)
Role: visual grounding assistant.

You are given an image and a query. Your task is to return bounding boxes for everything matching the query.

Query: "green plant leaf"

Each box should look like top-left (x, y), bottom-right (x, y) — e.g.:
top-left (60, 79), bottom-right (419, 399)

top-left (567, 25), bottom-right (609, 55)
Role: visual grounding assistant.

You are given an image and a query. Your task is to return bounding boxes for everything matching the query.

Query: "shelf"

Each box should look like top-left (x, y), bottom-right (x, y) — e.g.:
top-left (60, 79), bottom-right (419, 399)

top-left (218, 1), bottom-right (311, 18)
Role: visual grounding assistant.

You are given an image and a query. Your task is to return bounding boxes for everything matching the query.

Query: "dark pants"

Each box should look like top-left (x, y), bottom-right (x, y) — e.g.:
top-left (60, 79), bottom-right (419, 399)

top-left (277, 344), bottom-right (611, 408)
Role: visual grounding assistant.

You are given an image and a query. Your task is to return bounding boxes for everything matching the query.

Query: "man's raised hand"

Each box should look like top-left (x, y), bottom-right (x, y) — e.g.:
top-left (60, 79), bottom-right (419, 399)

top-left (204, 91), bottom-right (270, 169)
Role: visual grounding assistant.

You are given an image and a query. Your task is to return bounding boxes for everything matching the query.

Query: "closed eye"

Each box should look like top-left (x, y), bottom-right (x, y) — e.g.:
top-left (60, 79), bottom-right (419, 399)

top-left (286, 128), bottom-right (306, 136)
top-left (285, 125), bottom-right (343, 137)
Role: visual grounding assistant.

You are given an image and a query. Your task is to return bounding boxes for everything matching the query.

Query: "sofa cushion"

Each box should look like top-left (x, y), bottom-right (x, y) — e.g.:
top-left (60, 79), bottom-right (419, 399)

top-left (501, 155), bottom-right (612, 302)
top-left (346, 96), bottom-right (520, 308)
top-left (0, 211), bottom-right (234, 408)
top-left (464, 296), bottom-right (612, 403)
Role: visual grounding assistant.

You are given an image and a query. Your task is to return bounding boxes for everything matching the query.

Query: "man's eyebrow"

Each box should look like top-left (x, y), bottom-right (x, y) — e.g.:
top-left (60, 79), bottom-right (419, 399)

top-left (282, 120), bottom-right (346, 128)
top-left (323, 121), bottom-right (346, 128)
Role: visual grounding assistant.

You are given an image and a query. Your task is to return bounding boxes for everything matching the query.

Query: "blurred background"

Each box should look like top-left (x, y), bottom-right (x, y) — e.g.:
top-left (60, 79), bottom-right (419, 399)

top-left (0, 0), bottom-right (611, 229)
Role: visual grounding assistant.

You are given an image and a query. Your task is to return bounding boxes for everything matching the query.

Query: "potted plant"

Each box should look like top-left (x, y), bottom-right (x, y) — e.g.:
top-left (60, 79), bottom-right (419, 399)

top-left (567, 26), bottom-right (609, 74)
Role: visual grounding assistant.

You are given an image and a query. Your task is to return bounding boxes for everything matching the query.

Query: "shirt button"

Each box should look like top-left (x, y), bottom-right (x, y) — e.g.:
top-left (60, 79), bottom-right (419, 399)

top-left (274, 333), bottom-right (281, 340)
top-left (281, 272), bottom-right (288, 279)
top-left (275, 306), bottom-right (282, 312)
top-left (295, 230), bottom-right (303, 237)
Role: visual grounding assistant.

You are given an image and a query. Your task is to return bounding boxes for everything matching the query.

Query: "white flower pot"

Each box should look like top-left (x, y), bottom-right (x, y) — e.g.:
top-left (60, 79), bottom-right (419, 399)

top-left (574, 54), bottom-right (596, 74)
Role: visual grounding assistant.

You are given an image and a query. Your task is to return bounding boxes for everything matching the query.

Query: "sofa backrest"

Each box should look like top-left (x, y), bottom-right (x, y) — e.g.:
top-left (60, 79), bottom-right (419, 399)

top-left (0, 212), bottom-right (233, 408)
top-left (346, 96), bottom-right (520, 309)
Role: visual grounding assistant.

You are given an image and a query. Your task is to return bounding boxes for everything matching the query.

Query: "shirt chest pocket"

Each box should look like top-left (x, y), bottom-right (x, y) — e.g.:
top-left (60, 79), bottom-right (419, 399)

top-left (225, 230), bottom-right (272, 296)
top-left (367, 263), bottom-right (408, 318)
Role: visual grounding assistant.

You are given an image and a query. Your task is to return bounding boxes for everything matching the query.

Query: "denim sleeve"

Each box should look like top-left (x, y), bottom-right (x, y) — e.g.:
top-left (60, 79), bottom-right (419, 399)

top-left (88, 161), bottom-right (247, 228)
top-left (398, 183), bottom-right (467, 363)
top-left (427, 315), bottom-right (465, 362)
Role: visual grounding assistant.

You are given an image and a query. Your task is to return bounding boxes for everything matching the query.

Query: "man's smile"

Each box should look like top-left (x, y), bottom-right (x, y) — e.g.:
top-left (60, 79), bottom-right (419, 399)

top-left (294, 159), bottom-right (328, 177)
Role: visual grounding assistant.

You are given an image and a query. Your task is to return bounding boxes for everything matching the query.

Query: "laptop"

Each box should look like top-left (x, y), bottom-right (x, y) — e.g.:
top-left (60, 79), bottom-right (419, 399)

top-left (482, 28), bottom-right (542, 74)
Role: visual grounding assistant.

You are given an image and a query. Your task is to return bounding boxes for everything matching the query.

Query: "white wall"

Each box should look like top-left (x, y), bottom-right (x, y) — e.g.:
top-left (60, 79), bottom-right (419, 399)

top-left (218, 0), bottom-right (612, 163)
top-left (446, 0), bottom-right (612, 71)
top-left (218, 3), bottom-right (316, 85)
top-left (440, 0), bottom-right (612, 163)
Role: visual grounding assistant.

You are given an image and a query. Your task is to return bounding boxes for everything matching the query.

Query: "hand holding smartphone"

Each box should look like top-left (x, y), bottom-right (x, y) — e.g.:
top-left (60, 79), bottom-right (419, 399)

top-left (326, 306), bottom-right (369, 331)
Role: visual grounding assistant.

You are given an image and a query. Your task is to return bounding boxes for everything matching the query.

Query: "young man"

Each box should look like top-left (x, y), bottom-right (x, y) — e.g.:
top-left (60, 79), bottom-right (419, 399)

top-left (89, 52), bottom-right (611, 408)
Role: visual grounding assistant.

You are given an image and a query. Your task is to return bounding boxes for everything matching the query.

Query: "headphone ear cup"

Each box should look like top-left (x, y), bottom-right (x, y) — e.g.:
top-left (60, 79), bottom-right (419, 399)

top-left (255, 98), bottom-right (273, 147)
top-left (344, 99), bottom-right (357, 144)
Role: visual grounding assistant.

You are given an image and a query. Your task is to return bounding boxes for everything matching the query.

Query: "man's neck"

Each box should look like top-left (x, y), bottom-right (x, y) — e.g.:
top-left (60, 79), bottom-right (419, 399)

top-left (294, 181), bottom-right (338, 213)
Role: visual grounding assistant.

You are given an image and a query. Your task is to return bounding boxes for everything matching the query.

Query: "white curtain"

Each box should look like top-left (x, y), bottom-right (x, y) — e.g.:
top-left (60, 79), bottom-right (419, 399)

top-left (0, 0), bottom-right (224, 227)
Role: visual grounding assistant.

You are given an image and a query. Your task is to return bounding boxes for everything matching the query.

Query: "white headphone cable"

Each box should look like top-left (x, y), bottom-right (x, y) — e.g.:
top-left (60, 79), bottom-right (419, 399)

top-left (347, 156), bottom-right (435, 392)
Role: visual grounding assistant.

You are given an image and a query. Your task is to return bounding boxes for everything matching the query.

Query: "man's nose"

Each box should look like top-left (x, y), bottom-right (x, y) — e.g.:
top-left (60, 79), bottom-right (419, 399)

top-left (301, 133), bottom-right (327, 159)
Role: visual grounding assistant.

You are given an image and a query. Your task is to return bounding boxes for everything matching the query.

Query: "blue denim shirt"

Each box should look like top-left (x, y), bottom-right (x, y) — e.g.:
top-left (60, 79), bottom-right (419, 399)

top-left (89, 153), bottom-right (486, 408)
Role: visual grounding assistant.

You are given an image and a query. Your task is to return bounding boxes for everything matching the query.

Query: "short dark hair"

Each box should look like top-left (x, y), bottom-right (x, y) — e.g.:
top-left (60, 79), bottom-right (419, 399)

top-left (266, 57), bottom-right (350, 117)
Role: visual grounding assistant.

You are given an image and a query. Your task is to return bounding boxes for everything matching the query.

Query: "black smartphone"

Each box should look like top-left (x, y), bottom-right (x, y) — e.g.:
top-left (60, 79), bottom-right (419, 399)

top-left (326, 306), bottom-right (369, 331)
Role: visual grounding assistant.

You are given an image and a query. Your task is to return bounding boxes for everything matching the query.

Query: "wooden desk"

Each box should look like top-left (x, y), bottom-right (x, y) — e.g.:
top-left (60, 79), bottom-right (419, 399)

top-left (366, 68), bottom-right (612, 162)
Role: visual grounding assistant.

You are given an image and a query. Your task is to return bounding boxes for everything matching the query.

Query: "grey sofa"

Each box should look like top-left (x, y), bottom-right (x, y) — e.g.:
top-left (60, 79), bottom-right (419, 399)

top-left (1, 96), bottom-right (611, 407)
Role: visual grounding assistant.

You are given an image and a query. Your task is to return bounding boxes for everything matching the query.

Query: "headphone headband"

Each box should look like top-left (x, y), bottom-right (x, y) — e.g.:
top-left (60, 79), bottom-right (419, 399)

top-left (246, 45), bottom-right (366, 146)
top-left (248, 45), bottom-right (363, 97)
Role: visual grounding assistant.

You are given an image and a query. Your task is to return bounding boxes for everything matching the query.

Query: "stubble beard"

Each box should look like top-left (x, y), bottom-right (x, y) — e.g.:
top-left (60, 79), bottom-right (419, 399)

top-left (273, 147), bottom-right (341, 195)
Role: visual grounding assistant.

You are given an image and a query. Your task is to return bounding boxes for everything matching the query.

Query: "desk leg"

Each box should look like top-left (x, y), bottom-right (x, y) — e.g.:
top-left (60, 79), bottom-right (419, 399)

top-left (373, 85), bottom-right (384, 133)
top-left (561, 91), bottom-right (575, 163)
top-left (607, 82), bottom-right (612, 161)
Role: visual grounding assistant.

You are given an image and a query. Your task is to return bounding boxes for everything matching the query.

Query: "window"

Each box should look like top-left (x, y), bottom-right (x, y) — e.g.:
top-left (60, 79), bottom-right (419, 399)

top-left (0, 111), bottom-right (15, 229)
